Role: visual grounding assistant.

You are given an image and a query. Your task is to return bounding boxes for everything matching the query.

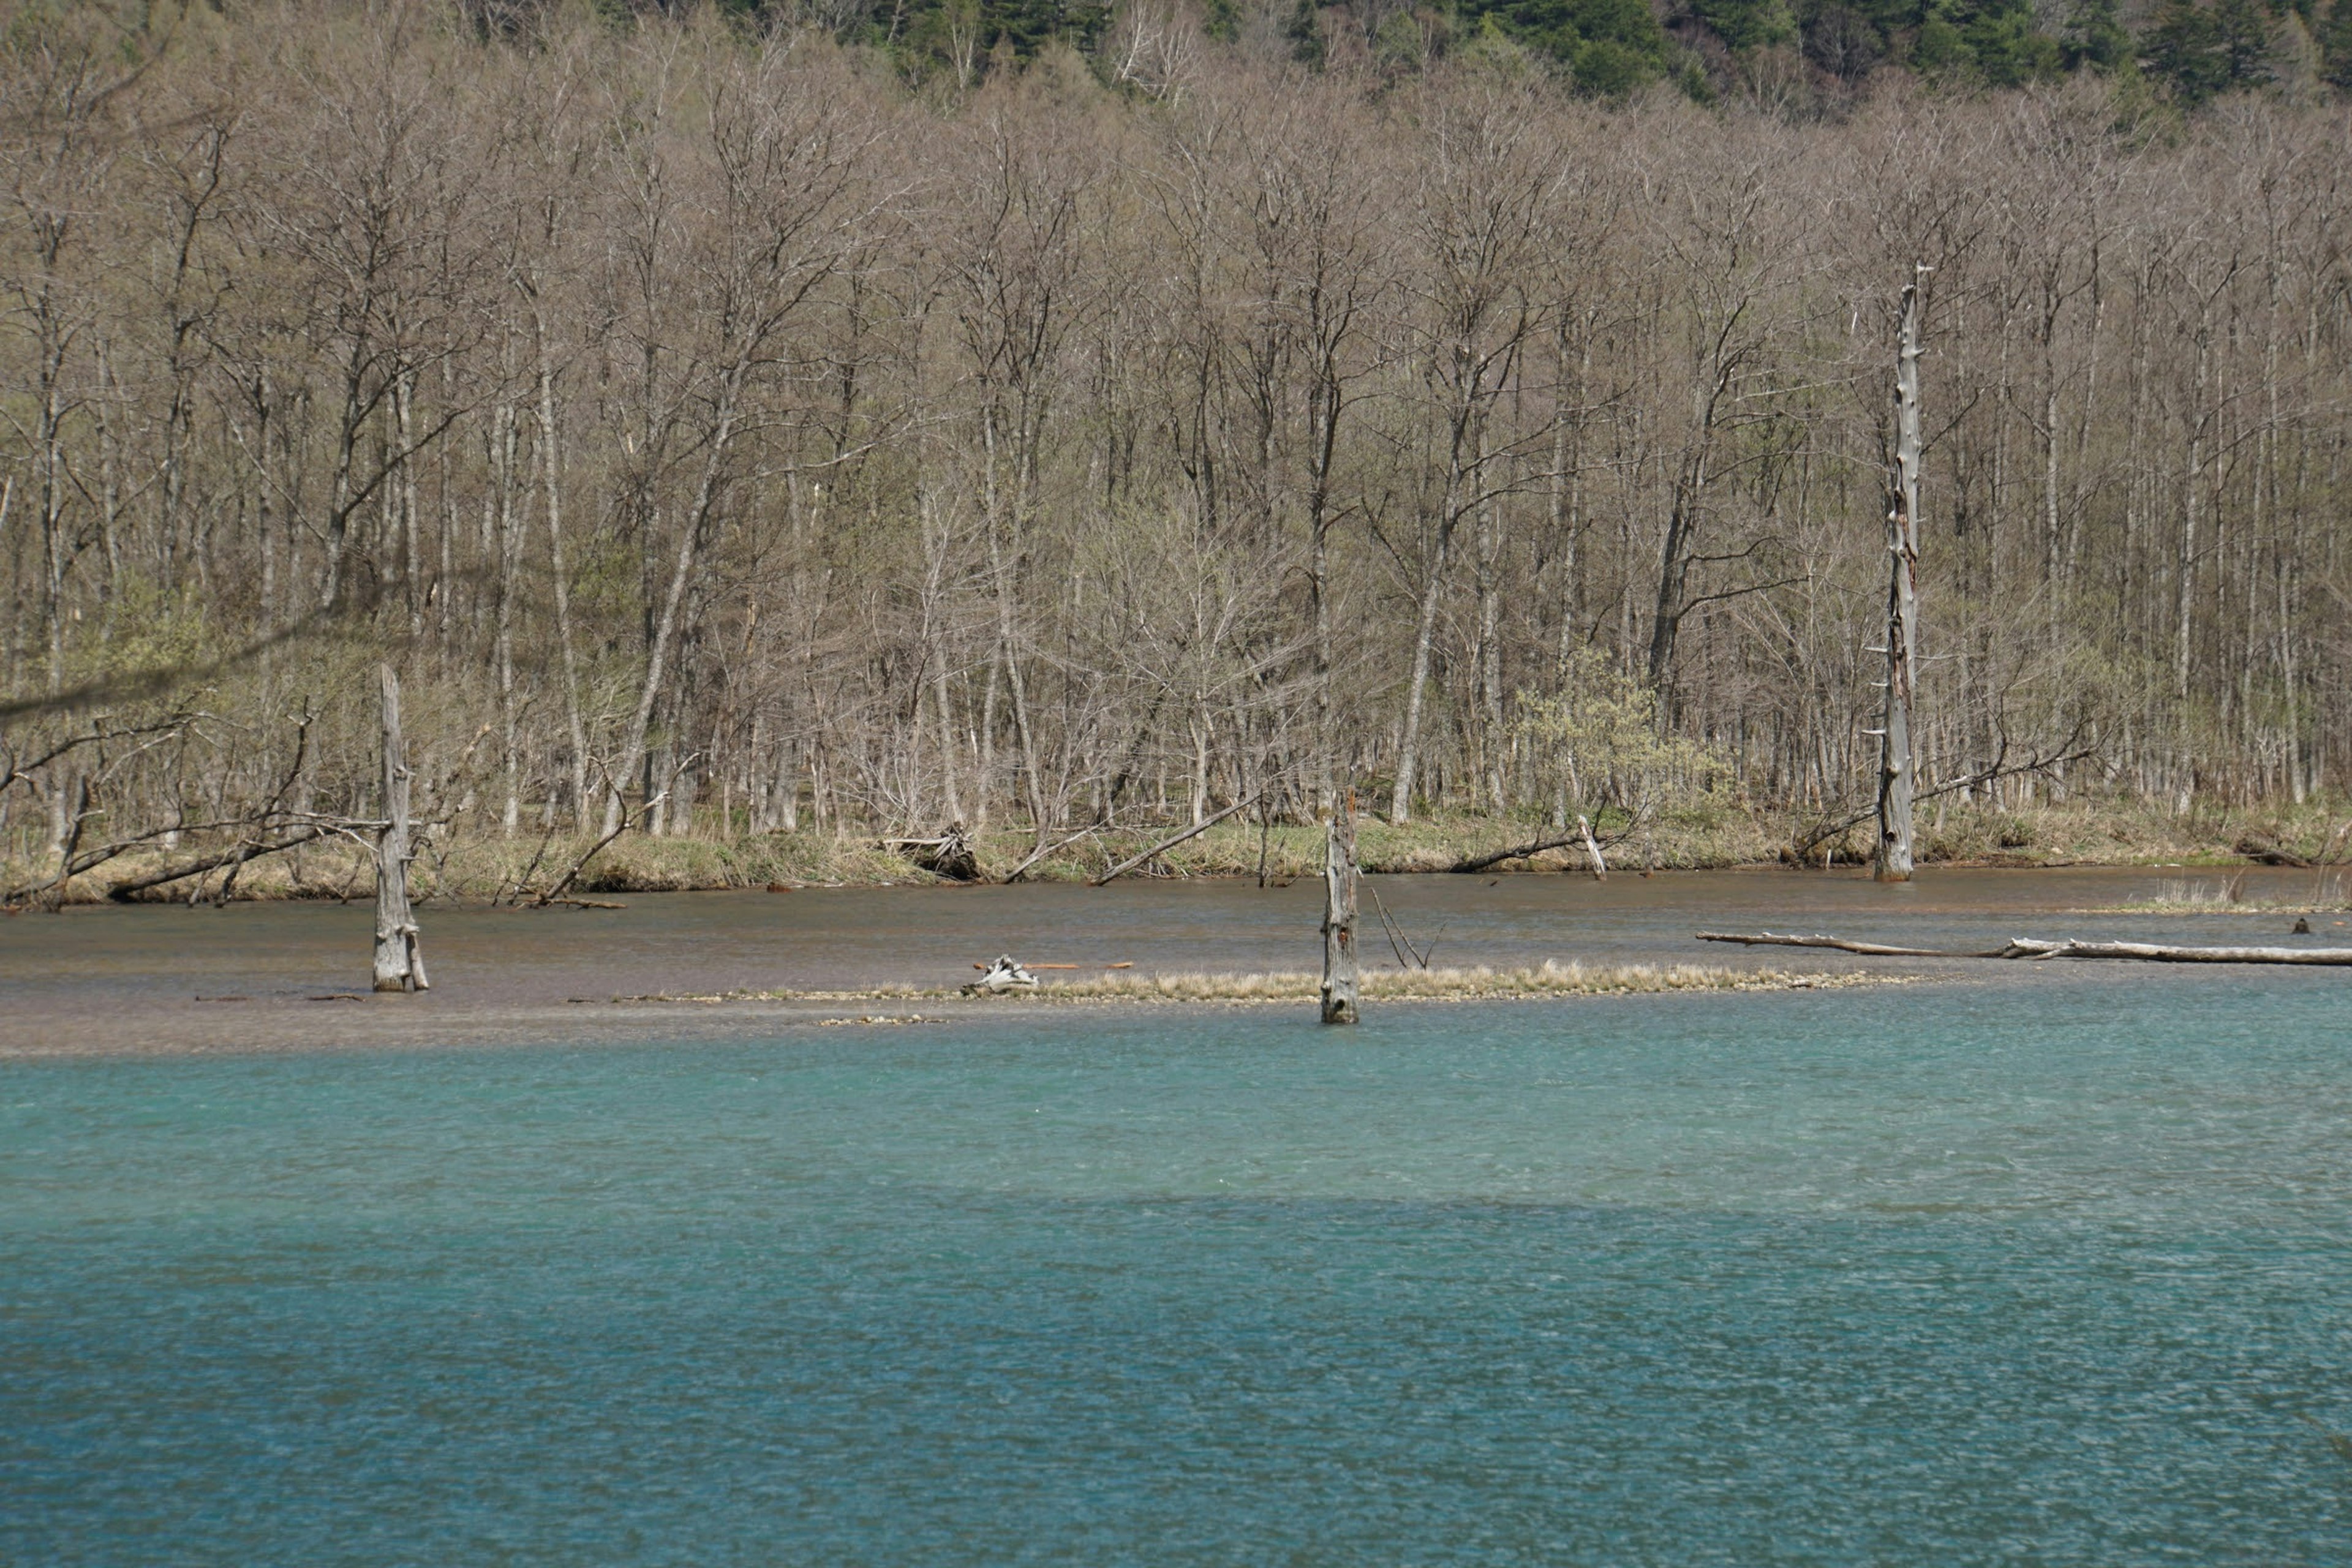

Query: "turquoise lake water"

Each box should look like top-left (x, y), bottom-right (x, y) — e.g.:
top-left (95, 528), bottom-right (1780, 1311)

top-left (6, 976), bottom-right (2351, 1564)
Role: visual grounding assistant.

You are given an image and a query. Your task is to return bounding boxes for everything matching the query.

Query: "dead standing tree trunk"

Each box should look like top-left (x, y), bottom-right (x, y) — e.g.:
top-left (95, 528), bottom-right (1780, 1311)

top-left (1876, 268), bottom-right (1926, 883)
top-left (374, 664), bottom-right (428, 993)
top-left (1321, 789), bottom-right (1360, 1024)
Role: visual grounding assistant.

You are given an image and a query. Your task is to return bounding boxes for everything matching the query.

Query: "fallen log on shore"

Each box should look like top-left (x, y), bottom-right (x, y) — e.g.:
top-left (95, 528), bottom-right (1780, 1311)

top-left (1447, 813), bottom-right (1612, 878)
top-left (1449, 834), bottom-right (1580, 875)
top-left (882, 826), bottom-right (979, 881)
top-left (1696, 930), bottom-right (2352, 965)
top-left (104, 826), bottom-right (331, 901)
top-left (1091, 797), bottom-right (1255, 886)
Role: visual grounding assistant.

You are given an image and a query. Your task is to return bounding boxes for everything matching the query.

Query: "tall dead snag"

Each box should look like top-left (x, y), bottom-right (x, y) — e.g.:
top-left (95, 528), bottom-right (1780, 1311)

top-left (373, 664), bottom-right (428, 993)
top-left (1876, 268), bottom-right (1927, 883)
top-left (1321, 790), bottom-right (1360, 1024)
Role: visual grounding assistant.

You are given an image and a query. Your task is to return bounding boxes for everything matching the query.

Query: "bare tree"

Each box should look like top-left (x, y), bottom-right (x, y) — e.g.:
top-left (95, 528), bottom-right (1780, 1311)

top-left (1875, 266), bottom-right (1925, 883)
top-left (1, 15), bottom-right (2348, 889)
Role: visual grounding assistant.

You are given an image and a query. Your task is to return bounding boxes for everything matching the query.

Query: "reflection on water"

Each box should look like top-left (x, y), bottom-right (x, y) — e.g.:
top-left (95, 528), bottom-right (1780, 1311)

top-left (4, 978), bottom-right (2350, 1564)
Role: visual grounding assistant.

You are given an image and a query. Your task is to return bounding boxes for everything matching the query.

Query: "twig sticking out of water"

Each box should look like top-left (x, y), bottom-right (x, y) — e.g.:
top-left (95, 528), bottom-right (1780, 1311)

top-left (1363, 880), bottom-right (1431, 968)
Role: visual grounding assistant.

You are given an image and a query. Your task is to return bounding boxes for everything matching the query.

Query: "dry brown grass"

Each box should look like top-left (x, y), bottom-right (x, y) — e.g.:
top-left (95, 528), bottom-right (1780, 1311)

top-left (2074, 872), bottom-right (2352, 916)
top-left (594, 960), bottom-right (1892, 1008)
top-left (1018, 961), bottom-right (1880, 1001)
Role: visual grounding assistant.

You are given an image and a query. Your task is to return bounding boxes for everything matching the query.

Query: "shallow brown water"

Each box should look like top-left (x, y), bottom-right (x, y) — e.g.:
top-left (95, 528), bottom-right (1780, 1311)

top-left (2, 864), bottom-right (2344, 1056)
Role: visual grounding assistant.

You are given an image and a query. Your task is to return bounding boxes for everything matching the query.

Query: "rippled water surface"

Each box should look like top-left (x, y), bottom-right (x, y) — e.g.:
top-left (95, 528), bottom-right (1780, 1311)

top-left (7, 974), bottom-right (2352, 1563)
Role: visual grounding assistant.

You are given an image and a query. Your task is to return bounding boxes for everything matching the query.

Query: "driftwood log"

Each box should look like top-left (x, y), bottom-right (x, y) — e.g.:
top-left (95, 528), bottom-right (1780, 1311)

top-left (1697, 930), bottom-right (2352, 965)
top-left (2234, 835), bottom-right (2315, 868)
top-left (104, 827), bottom-right (331, 902)
top-left (1447, 812), bottom-right (1610, 878)
top-left (1450, 832), bottom-right (1578, 874)
top-left (1004, 826), bottom-right (1096, 883)
top-left (884, 824), bottom-right (979, 881)
top-left (964, 955), bottom-right (1039, 994)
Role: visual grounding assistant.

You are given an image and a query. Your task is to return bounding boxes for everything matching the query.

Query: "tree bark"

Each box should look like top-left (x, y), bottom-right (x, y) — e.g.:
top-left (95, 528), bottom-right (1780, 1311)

top-left (1579, 812), bottom-right (1608, 880)
top-left (1390, 521), bottom-right (1453, 824)
top-left (605, 387), bottom-right (738, 834)
top-left (1877, 269), bottom-right (1925, 883)
top-left (1321, 789), bottom-right (1359, 1024)
top-left (373, 663), bottom-right (427, 992)
top-left (106, 827), bottom-right (328, 901)
top-left (535, 340), bottom-right (590, 827)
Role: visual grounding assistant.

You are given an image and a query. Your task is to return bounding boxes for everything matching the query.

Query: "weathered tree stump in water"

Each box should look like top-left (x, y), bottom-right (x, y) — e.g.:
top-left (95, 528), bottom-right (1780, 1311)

top-left (372, 665), bottom-right (428, 993)
top-left (1321, 792), bottom-right (1359, 1024)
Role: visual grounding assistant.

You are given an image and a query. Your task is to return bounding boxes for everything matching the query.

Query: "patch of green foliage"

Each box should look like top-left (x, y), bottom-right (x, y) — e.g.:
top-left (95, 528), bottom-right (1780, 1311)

top-left (1515, 648), bottom-right (1737, 826)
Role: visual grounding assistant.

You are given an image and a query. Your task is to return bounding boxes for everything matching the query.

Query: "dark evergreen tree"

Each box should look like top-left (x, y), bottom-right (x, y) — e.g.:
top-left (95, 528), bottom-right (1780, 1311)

top-left (1692, 0), bottom-right (1799, 50)
top-left (2144, 0), bottom-right (2274, 100)
top-left (1958, 0), bottom-right (2062, 83)
top-left (1909, 0), bottom-right (2060, 82)
top-left (2212, 0), bottom-right (2277, 80)
top-left (2062, 0), bottom-right (2130, 68)
top-left (2323, 0), bottom-right (2352, 89)
top-left (1460, 0), bottom-right (1674, 88)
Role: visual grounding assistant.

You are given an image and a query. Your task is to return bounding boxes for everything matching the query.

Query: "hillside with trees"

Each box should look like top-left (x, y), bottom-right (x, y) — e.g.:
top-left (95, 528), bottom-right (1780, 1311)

top-left (3, 0), bottom-right (2350, 897)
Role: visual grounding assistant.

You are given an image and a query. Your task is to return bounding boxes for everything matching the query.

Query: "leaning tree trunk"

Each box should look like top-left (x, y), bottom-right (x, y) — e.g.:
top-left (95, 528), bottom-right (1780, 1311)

top-left (1876, 268), bottom-right (1926, 883)
top-left (1321, 789), bottom-right (1360, 1025)
top-left (373, 663), bottom-right (428, 993)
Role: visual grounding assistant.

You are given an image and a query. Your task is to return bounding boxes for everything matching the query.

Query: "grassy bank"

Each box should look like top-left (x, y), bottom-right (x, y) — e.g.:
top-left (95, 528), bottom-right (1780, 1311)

top-left (9, 796), bottom-right (2348, 906)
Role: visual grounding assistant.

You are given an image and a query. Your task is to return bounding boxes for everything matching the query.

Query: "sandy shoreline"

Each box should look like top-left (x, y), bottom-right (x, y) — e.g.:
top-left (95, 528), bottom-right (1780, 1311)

top-left (3, 968), bottom-right (1923, 1061)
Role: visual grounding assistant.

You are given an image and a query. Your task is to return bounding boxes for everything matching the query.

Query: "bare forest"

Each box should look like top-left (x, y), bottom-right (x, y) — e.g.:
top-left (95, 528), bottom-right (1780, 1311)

top-left (5, 2), bottom-right (2351, 897)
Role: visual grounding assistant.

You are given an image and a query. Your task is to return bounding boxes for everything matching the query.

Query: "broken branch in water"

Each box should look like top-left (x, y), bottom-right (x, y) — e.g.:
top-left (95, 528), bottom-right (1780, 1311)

top-left (527, 785), bottom-right (664, 908)
top-left (1448, 812), bottom-right (1615, 877)
top-left (1363, 878), bottom-right (1433, 968)
top-left (1003, 825), bottom-right (1098, 883)
top-left (1789, 729), bottom-right (2098, 862)
top-left (1696, 930), bottom-right (2352, 965)
top-left (1091, 797), bottom-right (1255, 886)
top-left (1449, 834), bottom-right (1581, 875)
